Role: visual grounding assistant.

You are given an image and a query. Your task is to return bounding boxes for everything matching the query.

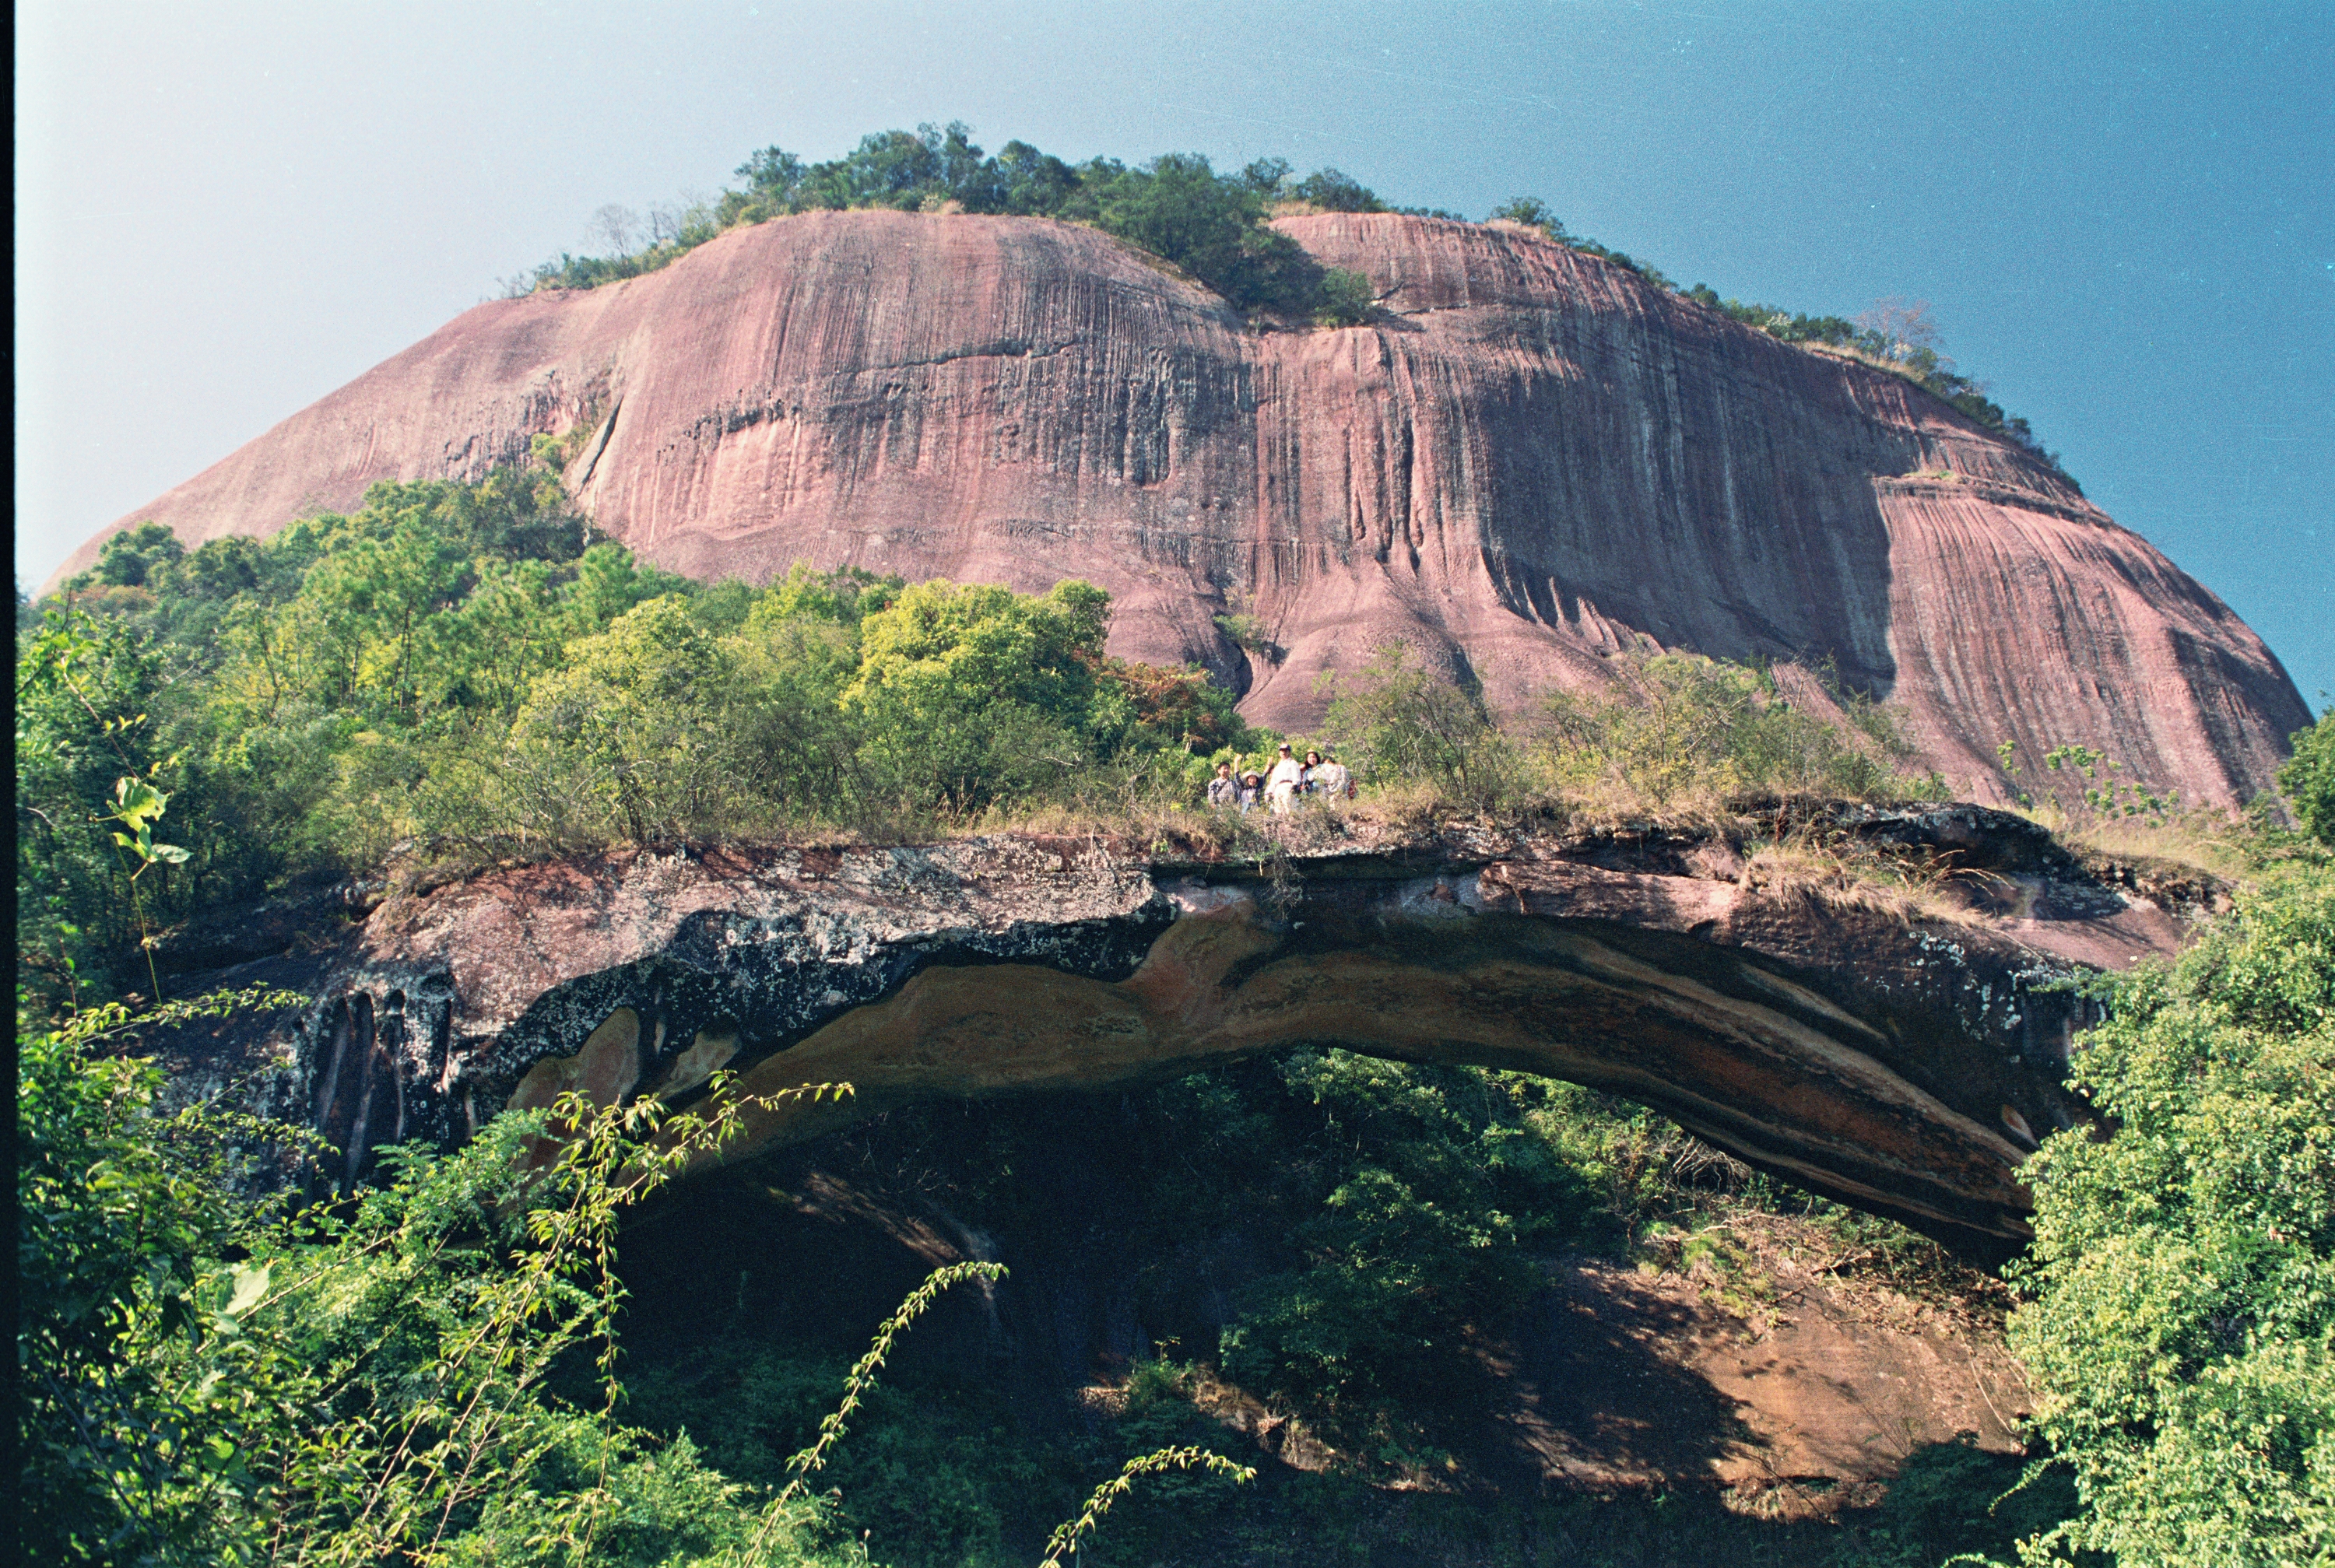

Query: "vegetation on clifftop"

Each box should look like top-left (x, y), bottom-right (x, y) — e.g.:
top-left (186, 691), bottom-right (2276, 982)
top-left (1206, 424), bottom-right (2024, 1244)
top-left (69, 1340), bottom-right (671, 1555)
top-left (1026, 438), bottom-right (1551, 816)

top-left (507, 121), bottom-right (2063, 463)
top-left (19, 465), bottom-right (1962, 1012)
top-left (511, 123), bottom-right (1394, 326)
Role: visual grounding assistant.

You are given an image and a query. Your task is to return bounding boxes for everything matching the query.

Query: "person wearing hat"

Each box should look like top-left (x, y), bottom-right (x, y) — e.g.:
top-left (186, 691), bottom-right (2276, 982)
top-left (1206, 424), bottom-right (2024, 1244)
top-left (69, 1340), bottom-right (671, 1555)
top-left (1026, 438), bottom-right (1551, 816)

top-left (1264, 742), bottom-right (1306, 814)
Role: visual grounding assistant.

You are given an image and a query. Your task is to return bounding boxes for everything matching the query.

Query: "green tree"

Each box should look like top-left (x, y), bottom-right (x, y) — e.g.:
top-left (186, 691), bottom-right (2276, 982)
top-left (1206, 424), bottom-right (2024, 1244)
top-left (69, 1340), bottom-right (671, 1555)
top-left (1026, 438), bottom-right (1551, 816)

top-left (2007, 865), bottom-right (2335, 1564)
top-left (18, 988), bottom-right (304, 1563)
top-left (502, 596), bottom-right (743, 844)
top-left (87, 522), bottom-right (186, 588)
top-left (986, 139), bottom-right (1081, 216)
top-left (1290, 168), bottom-right (1385, 212)
top-left (1321, 643), bottom-right (1512, 808)
top-left (718, 570), bottom-right (894, 813)
top-left (1539, 653), bottom-right (1908, 807)
top-left (1487, 195), bottom-right (1567, 238)
top-left (843, 579), bottom-right (1113, 812)
top-left (1216, 1053), bottom-right (1605, 1458)
top-left (2281, 710), bottom-right (2335, 844)
top-left (1313, 267), bottom-right (1376, 326)
top-left (1085, 153), bottom-right (1319, 313)
top-left (16, 609), bottom-right (180, 1003)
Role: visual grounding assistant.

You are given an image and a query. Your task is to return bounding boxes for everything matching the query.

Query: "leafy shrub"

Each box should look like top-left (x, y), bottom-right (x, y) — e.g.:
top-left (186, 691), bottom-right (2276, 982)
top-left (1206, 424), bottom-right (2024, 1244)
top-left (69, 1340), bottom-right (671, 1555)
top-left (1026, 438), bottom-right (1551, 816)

top-left (18, 991), bottom-right (276, 1563)
top-left (1288, 167), bottom-right (1385, 212)
top-left (90, 521), bottom-right (185, 588)
top-left (625, 1343), bottom-right (1048, 1568)
top-left (16, 607), bottom-right (181, 1000)
top-left (1312, 266), bottom-right (1377, 326)
top-left (2007, 864), bottom-right (2335, 1563)
top-left (1539, 652), bottom-right (1916, 808)
top-left (843, 578), bottom-right (1116, 812)
top-left (16, 991), bottom-right (865, 1565)
top-left (500, 595), bottom-right (749, 843)
top-left (2280, 710), bottom-right (2335, 844)
top-left (1213, 1054), bottom-right (1610, 1451)
top-left (1210, 610), bottom-right (1277, 661)
top-left (1076, 152), bottom-right (1323, 312)
top-left (1319, 644), bottom-right (1519, 812)
top-left (1828, 1439), bottom-right (2079, 1568)
top-left (1487, 195), bottom-right (1673, 286)
top-left (1488, 195), bottom-right (1562, 233)
top-left (1314, 643), bottom-right (1932, 822)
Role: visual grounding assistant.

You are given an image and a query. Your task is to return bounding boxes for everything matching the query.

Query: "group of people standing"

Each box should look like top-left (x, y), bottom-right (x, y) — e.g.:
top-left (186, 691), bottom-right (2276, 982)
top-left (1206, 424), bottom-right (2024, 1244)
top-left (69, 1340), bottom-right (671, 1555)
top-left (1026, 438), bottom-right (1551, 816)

top-left (1206, 742), bottom-right (1353, 815)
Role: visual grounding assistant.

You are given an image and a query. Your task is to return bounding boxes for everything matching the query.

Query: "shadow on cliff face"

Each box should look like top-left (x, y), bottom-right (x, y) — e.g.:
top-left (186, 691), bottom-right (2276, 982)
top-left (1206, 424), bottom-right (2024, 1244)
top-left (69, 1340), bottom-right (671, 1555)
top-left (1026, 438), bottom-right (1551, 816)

top-left (1503, 1270), bottom-right (1764, 1489)
top-left (1466, 343), bottom-right (1902, 703)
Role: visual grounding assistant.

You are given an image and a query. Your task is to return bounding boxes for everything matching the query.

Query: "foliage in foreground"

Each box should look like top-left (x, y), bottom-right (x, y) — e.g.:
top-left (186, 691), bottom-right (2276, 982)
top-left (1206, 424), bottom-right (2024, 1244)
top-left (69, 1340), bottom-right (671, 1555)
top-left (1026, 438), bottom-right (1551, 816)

top-left (19, 990), bottom-right (880, 1566)
top-left (2281, 708), bottom-right (2335, 846)
top-left (2007, 859), bottom-right (2335, 1564)
top-left (18, 986), bottom-right (1255, 1567)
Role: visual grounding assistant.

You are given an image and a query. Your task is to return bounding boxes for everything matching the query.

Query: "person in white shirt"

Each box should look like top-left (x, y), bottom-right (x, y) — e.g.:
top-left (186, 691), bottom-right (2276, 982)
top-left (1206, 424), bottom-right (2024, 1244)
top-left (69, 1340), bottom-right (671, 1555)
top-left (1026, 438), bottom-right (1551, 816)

top-left (1264, 743), bottom-right (1306, 814)
top-left (1311, 751), bottom-right (1353, 800)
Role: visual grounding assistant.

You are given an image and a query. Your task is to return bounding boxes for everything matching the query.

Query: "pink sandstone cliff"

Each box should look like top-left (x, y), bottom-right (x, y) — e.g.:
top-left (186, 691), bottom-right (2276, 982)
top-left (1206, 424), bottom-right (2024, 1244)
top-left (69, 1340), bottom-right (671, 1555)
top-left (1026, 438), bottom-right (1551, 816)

top-left (57, 210), bottom-right (2308, 807)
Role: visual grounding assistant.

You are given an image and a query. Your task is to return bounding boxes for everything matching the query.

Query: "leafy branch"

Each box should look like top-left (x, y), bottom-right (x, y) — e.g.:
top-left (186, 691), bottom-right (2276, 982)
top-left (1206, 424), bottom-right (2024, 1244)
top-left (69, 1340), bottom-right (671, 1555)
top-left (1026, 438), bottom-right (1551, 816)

top-left (778, 1258), bottom-right (1007, 1500)
top-left (1041, 1446), bottom-right (1258, 1565)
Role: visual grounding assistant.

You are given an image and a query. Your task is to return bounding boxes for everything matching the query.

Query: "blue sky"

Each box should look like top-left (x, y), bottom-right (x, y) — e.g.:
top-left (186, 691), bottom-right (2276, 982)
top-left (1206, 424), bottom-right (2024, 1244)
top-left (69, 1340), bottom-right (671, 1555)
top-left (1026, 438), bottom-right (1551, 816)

top-left (16, 0), bottom-right (2330, 713)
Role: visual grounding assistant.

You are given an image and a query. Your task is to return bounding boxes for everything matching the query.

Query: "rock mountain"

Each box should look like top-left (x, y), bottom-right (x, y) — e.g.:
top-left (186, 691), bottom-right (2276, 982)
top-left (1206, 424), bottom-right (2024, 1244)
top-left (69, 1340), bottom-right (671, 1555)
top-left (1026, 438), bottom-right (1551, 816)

top-left (61, 210), bottom-right (2307, 805)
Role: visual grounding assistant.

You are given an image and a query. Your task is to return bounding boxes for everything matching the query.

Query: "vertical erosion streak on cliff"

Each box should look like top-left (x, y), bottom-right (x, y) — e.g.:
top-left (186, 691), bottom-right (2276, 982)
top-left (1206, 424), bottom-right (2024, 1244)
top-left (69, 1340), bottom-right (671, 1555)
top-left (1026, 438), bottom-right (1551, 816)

top-left (1876, 482), bottom-right (2311, 799)
top-left (1286, 213), bottom-right (1904, 703)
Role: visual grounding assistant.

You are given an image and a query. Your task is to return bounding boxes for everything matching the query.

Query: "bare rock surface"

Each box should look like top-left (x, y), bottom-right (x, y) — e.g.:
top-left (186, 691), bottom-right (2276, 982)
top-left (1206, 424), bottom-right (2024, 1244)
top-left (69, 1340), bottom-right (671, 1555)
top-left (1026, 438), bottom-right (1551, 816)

top-left (1502, 1253), bottom-right (2028, 1506)
top-left (160, 805), bottom-right (2194, 1254)
top-left (58, 212), bottom-right (2305, 808)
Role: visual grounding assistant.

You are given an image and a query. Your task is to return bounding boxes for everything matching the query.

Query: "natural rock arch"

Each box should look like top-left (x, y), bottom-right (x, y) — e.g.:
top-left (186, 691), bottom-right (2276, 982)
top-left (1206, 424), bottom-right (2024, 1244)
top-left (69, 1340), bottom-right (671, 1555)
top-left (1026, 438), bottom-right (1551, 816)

top-left (238, 808), bottom-right (2202, 1257)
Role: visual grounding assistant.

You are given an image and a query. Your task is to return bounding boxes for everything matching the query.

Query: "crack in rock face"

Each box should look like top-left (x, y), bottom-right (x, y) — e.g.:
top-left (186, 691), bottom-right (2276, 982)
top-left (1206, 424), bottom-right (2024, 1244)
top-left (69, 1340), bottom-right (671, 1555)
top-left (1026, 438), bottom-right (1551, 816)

top-left (167, 807), bottom-right (2195, 1259)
